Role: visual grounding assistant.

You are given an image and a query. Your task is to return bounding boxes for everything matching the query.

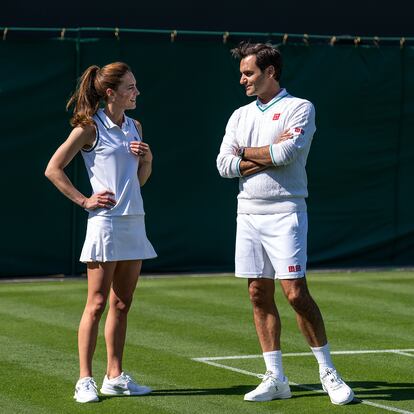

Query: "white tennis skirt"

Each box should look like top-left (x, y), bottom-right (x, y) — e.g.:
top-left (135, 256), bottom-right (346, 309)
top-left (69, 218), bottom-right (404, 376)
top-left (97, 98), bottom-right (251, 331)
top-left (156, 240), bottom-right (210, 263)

top-left (80, 214), bottom-right (157, 263)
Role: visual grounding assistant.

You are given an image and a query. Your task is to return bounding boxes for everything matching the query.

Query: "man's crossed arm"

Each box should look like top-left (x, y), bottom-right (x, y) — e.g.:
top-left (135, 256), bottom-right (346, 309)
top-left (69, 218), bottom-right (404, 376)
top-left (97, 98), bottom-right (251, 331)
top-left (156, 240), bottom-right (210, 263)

top-left (239, 130), bottom-right (293, 176)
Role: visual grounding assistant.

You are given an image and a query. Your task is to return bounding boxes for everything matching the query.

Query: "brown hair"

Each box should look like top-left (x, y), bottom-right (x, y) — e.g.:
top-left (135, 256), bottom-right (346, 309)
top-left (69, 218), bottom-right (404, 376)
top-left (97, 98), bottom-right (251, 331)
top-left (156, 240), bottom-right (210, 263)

top-left (66, 62), bottom-right (131, 127)
top-left (231, 42), bottom-right (283, 81)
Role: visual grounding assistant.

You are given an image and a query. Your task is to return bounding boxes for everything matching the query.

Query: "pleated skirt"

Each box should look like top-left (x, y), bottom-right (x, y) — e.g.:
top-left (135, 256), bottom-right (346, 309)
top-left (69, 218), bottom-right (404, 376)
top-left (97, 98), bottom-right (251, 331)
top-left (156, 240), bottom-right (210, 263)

top-left (80, 215), bottom-right (157, 263)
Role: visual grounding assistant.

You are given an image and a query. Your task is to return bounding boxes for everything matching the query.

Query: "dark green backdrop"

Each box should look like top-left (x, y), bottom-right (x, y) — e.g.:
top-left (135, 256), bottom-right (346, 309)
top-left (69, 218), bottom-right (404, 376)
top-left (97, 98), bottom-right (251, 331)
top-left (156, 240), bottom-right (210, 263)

top-left (1, 37), bottom-right (413, 276)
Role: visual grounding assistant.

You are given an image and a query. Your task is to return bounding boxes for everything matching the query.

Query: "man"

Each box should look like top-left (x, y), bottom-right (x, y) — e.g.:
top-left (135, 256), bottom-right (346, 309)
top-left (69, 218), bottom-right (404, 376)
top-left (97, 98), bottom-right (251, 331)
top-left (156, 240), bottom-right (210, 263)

top-left (216, 42), bottom-right (354, 406)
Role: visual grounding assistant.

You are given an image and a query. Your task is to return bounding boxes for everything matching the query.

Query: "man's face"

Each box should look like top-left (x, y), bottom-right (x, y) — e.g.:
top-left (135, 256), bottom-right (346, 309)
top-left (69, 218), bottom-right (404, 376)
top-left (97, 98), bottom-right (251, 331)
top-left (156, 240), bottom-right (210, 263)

top-left (239, 55), bottom-right (270, 97)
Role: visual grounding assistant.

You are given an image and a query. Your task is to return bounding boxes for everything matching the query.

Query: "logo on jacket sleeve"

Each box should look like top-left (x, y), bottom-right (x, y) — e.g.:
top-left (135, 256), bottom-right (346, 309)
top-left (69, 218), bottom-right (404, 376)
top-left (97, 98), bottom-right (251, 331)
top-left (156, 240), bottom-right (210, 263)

top-left (273, 113), bottom-right (281, 120)
top-left (294, 127), bottom-right (304, 134)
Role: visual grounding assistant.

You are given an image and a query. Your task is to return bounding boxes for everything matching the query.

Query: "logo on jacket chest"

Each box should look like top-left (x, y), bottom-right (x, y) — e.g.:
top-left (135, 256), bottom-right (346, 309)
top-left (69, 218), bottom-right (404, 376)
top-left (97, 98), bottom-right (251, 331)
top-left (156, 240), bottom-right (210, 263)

top-left (272, 113), bottom-right (281, 120)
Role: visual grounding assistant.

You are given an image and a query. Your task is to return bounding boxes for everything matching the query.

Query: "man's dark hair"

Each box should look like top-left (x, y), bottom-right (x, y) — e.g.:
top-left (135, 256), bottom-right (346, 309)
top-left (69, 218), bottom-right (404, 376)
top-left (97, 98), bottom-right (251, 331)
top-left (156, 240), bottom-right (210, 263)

top-left (231, 41), bottom-right (283, 81)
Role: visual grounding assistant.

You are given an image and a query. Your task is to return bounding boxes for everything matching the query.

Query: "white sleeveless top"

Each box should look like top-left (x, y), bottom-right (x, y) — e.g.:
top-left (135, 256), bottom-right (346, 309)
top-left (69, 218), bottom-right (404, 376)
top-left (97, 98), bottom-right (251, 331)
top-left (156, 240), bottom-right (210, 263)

top-left (81, 108), bottom-right (145, 217)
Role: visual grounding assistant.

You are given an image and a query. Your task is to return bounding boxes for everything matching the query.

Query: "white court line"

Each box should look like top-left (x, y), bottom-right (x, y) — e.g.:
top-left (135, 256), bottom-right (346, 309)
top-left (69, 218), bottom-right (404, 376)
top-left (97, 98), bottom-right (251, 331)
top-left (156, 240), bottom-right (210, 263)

top-left (192, 349), bottom-right (414, 414)
top-left (194, 348), bottom-right (414, 361)
top-left (393, 351), bottom-right (414, 358)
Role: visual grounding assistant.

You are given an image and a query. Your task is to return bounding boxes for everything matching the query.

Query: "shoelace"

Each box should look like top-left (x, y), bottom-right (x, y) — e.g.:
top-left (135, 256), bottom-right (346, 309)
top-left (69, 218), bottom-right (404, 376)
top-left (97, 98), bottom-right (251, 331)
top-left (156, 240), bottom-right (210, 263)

top-left (120, 373), bottom-right (135, 384)
top-left (257, 371), bottom-right (277, 383)
top-left (322, 369), bottom-right (344, 390)
top-left (80, 378), bottom-right (97, 392)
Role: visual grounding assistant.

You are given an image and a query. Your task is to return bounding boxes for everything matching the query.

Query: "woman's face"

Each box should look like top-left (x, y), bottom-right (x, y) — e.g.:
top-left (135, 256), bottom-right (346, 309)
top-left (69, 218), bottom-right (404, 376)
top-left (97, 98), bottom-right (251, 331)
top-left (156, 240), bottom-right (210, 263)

top-left (108, 71), bottom-right (140, 110)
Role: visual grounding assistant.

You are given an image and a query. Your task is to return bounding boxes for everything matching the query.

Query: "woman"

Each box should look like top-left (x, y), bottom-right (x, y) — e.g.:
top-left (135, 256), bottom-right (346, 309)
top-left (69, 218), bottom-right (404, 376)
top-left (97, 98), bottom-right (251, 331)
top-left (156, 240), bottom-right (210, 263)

top-left (45, 62), bottom-right (156, 403)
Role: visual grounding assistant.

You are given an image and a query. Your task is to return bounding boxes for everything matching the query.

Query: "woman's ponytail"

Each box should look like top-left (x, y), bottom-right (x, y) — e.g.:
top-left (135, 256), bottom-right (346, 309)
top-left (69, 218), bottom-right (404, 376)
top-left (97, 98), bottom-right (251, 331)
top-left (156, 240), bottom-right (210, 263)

top-left (66, 65), bottom-right (101, 127)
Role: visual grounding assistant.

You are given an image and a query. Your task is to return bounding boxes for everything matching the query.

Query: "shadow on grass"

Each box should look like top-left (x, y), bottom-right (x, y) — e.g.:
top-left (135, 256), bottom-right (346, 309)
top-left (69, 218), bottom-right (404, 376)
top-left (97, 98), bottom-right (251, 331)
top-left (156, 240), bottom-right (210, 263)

top-left (349, 381), bottom-right (414, 402)
top-left (98, 387), bottom-right (252, 402)
top-left (149, 385), bottom-right (254, 396)
top-left (99, 381), bottom-right (414, 404)
top-left (295, 380), bottom-right (414, 403)
top-left (135, 385), bottom-right (320, 400)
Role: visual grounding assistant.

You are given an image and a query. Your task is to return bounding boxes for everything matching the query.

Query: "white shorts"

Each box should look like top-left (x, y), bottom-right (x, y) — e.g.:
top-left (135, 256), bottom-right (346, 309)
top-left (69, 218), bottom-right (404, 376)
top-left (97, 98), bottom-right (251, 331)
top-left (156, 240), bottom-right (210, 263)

top-left (80, 215), bottom-right (157, 263)
top-left (235, 212), bottom-right (307, 279)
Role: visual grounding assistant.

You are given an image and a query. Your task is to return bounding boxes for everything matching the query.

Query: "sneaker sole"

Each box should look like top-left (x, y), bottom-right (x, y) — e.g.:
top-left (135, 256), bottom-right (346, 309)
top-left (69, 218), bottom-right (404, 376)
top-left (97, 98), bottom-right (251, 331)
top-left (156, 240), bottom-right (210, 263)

top-left (244, 392), bottom-right (292, 402)
top-left (73, 394), bottom-right (99, 403)
top-left (322, 384), bottom-right (355, 405)
top-left (330, 390), bottom-right (355, 405)
top-left (100, 387), bottom-right (152, 396)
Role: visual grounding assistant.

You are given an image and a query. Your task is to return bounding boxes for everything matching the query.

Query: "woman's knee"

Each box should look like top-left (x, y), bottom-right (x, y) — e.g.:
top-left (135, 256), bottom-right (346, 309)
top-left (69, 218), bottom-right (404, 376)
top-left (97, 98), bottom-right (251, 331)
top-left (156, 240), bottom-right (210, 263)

top-left (85, 295), bottom-right (107, 318)
top-left (110, 295), bottom-right (134, 314)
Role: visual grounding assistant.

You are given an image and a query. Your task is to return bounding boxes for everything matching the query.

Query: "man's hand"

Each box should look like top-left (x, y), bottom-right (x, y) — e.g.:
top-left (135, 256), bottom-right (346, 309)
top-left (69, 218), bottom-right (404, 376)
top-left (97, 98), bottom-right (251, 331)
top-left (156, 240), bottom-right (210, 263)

top-left (238, 130), bottom-right (293, 176)
top-left (275, 129), bottom-right (293, 144)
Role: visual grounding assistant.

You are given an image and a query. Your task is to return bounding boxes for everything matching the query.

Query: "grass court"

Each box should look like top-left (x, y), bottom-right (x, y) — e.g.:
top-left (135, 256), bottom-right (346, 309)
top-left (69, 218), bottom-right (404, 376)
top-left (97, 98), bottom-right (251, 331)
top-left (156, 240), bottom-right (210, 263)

top-left (0, 271), bottom-right (413, 413)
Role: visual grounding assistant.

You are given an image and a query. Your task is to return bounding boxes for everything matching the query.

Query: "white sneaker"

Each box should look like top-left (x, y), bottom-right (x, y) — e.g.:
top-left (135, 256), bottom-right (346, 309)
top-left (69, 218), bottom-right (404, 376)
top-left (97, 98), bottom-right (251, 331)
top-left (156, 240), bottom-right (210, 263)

top-left (100, 372), bottom-right (152, 396)
top-left (320, 368), bottom-right (354, 405)
top-left (73, 377), bottom-right (99, 403)
top-left (244, 371), bottom-right (292, 402)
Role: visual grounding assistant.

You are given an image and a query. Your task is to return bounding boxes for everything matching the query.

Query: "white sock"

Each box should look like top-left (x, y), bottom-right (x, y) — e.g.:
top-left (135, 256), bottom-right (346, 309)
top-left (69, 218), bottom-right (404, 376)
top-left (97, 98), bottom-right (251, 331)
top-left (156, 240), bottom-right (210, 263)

top-left (263, 350), bottom-right (285, 381)
top-left (310, 343), bottom-right (335, 373)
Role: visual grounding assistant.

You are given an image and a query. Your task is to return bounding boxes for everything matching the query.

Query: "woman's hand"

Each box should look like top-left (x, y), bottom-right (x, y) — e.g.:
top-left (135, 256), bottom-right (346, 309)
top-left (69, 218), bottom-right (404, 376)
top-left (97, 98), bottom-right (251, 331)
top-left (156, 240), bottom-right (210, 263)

top-left (130, 141), bottom-right (153, 162)
top-left (140, 146), bottom-right (153, 163)
top-left (83, 190), bottom-right (116, 210)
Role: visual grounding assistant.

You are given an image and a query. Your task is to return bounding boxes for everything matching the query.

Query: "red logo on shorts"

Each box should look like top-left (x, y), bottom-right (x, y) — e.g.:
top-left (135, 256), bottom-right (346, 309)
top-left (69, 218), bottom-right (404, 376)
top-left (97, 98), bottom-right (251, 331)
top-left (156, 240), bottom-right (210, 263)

top-left (288, 265), bottom-right (301, 273)
top-left (273, 113), bottom-right (281, 120)
top-left (294, 127), bottom-right (304, 134)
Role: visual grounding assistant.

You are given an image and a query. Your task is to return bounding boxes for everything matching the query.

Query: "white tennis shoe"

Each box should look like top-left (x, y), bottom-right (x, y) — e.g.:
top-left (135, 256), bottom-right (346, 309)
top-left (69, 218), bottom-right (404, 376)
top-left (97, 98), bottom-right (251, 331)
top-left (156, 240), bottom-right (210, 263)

top-left (320, 368), bottom-right (354, 405)
top-left (100, 372), bottom-right (152, 396)
top-left (244, 371), bottom-right (292, 402)
top-left (73, 377), bottom-right (99, 403)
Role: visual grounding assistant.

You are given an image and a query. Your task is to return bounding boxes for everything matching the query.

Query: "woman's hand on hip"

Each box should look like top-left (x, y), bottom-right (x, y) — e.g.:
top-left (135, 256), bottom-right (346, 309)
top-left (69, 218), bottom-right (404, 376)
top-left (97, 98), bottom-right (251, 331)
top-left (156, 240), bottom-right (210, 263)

top-left (83, 190), bottom-right (116, 210)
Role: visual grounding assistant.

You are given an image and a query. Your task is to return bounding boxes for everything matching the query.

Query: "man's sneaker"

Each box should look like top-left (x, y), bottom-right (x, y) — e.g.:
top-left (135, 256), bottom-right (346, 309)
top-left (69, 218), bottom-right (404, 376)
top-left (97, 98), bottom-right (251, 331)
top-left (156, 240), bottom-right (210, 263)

top-left (73, 377), bottom-right (99, 403)
top-left (244, 371), bottom-right (292, 402)
top-left (320, 368), bottom-right (354, 405)
top-left (100, 372), bottom-right (152, 396)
